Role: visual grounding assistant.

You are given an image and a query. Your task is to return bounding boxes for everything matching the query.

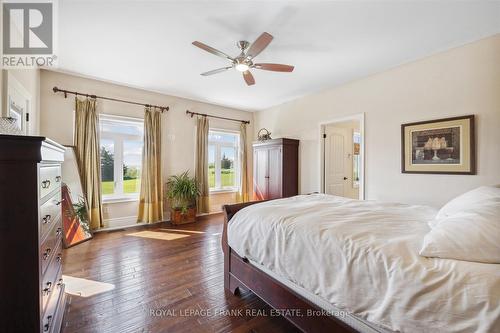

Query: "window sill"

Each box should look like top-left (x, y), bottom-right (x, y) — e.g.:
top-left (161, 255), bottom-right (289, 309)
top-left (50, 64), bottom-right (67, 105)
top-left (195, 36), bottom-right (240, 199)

top-left (209, 188), bottom-right (239, 194)
top-left (103, 196), bottom-right (139, 204)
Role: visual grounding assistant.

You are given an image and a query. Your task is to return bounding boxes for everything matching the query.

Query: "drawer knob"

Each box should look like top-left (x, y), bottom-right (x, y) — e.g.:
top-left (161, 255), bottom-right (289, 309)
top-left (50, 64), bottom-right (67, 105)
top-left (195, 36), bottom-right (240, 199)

top-left (56, 227), bottom-right (62, 236)
top-left (42, 248), bottom-right (51, 260)
top-left (57, 278), bottom-right (63, 286)
top-left (43, 281), bottom-right (52, 295)
top-left (55, 199), bottom-right (64, 206)
top-left (56, 254), bottom-right (62, 263)
top-left (41, 180), bottom-right (51, 189)
top-left (55, 176), bottom-right (62, 182)
top-left (42, 215), bottom-right (52, 224)
top-left (43, 315), bottom-right (52, 332)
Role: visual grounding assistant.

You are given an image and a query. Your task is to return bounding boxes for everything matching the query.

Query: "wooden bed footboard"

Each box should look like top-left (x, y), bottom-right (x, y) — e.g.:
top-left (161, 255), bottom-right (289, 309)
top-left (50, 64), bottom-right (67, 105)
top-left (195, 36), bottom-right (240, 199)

top-left (222, 201), bottom-right (357, 333)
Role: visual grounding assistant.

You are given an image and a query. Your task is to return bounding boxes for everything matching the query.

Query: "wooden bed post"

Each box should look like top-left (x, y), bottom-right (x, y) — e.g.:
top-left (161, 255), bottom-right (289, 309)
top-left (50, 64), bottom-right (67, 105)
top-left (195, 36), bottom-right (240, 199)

top-left (222, 204), bottom-right (235, 294)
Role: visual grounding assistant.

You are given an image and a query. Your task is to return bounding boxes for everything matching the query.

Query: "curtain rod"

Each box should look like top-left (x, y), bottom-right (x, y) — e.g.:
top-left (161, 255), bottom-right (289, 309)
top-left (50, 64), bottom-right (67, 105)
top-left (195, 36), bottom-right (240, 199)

top-left (52, 86), bottom-right (169, 112)
top-left (186, 110), bottom-right (250, 124)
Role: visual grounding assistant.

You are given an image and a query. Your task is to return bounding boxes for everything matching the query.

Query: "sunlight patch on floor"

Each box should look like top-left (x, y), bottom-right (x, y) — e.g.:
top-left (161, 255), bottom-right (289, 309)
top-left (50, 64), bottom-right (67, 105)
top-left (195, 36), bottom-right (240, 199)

top-left (63, 275), bottom-right (115, 297)
top-left (127, 230), bottom-right (191, 240)
top-left (160, 228), bottom-right (205, 234)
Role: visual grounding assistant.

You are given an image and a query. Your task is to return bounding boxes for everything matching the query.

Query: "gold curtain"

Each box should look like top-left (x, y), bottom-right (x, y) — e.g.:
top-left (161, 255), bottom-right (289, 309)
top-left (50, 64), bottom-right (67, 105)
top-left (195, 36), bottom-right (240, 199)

top-left (138, 107), bottom-right (163, 223)
top-left (237, 122), bottom-right (249, 202)
top-left (74, 97), bottom-right (103, 230)
top-left (195, 116), bottom-right (209, 214)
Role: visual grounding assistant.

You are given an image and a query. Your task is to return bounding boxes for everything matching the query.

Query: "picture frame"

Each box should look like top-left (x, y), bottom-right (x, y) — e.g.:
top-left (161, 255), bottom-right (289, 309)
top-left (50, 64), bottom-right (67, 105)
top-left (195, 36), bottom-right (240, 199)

top-left (401, 115), bottom-right (475, 175)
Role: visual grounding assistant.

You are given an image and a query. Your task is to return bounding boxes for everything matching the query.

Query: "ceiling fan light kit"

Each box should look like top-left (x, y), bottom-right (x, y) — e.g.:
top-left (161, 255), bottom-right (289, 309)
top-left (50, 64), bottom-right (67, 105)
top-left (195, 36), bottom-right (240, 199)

top-left (192, 32), bottom-right (295, 86)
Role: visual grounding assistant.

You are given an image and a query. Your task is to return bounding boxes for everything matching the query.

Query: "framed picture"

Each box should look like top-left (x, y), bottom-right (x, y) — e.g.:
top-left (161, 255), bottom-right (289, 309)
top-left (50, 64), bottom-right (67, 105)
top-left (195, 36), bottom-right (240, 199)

top-left (401, 115), bottom-right (475, 174)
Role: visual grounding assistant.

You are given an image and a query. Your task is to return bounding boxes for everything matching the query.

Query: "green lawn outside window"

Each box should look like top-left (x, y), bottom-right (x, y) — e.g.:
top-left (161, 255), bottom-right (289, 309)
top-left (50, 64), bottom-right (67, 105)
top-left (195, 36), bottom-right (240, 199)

top-left (101, 178), bottom-right (140, 195)
top-left (209, 166), bottom-right (235, 189)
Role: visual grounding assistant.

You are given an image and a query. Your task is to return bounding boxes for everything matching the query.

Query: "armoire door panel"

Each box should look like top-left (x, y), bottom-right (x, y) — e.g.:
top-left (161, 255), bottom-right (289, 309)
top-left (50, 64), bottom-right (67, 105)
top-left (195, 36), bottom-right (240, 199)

top-left (253, 148), bottom-right (269, 200)
top-left (267, 147), bottom-right (282, 199)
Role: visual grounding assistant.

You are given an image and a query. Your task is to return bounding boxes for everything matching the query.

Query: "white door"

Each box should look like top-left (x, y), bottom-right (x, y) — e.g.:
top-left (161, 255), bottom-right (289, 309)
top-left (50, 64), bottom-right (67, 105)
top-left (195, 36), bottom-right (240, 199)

top-left (324, 126), bottom-right (352, 197)
top-left (9, 101), bottom-right (25, 132)
top-left (7, 74), bottom-right (31, 134)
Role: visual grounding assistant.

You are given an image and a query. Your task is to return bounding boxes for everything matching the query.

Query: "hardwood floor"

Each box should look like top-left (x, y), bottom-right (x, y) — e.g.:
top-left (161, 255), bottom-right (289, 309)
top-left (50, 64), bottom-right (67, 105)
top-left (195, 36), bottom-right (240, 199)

top-left (62, 214), bottom-right (300, 333)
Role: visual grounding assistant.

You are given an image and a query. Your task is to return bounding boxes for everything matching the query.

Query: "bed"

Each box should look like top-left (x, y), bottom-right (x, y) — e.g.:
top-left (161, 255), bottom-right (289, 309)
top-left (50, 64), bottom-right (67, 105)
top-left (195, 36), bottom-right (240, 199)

top-left (222, 194), bottom-right (500, 333)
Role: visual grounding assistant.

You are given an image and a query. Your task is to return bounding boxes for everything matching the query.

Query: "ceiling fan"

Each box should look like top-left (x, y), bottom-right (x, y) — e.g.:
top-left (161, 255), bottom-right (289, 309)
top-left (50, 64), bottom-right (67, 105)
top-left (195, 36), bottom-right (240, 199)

top-left (192, 32), bottom-right (294, 86)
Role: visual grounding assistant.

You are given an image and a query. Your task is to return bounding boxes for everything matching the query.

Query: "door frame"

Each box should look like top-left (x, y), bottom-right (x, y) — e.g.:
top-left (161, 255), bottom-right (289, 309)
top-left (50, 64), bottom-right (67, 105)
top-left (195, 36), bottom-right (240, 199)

top-left (319, 113), bottom-right (365, 200)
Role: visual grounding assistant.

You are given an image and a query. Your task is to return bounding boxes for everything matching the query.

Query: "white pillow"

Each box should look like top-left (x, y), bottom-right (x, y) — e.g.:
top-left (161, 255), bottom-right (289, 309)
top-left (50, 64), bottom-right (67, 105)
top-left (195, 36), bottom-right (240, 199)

top-left (436, 185), bottom-right (500, 220)
top-left (420, 202), bottom-right (500, 264)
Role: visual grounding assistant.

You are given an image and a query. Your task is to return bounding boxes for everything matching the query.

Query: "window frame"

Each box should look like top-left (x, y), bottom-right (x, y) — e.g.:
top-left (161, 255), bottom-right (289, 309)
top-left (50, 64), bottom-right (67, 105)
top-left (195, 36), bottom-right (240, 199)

top-left (99, 114), bottom-right (144, 202)
top-left (208, 128), bottom-right (240, 193)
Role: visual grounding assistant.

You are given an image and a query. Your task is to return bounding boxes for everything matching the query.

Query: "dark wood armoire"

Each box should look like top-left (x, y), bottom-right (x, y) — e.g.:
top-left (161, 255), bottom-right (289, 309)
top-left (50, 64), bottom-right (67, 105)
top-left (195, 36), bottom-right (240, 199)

top-left (0, 135), bottom-right (66, 333)
top-left (253, 138), bottom-right (299, 200)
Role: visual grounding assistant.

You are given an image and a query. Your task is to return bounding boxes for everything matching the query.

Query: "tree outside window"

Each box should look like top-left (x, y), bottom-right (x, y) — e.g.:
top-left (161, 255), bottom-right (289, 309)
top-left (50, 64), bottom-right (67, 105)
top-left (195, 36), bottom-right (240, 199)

top-left (99, 115), bottom-right (144, 200)
top-left (208, 130), bottom-right (240, 191)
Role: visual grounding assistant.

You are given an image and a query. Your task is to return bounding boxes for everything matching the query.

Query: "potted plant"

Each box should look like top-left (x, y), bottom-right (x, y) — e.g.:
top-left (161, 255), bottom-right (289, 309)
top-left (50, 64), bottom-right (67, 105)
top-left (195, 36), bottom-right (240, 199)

top-left (166, 171), bottom-right (200, 225)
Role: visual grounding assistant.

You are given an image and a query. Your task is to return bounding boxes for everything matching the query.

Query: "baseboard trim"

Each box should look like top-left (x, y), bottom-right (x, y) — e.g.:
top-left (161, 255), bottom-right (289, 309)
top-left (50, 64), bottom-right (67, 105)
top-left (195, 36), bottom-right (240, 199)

top-left (94, 212), bottom-right (222, 233)
top-left (197, 211), bottom-right (223, 220)
top-left (95, 219), bottom-right (165, 233)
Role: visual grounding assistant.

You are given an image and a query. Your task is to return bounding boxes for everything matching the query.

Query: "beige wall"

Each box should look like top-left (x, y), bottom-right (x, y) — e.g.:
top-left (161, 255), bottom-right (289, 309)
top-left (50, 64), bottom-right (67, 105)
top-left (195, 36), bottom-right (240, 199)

top-left (39, 70), bottom-right (253, 225)
top-left (209, 192), bottom-right (236, 213)
top-left (254, 34), bottom-right (500, 208)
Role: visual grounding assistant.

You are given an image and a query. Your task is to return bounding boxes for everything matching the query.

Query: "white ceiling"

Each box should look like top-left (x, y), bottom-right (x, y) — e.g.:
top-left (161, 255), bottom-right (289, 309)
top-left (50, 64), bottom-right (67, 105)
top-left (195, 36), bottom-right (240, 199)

top-left (56, 1), bottom-right (500, 111)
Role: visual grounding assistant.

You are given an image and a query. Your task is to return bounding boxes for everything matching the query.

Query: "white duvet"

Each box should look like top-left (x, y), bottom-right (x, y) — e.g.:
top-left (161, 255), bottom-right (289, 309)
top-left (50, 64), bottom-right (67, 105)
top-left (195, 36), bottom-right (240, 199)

top-left (227, 194), bottom-right (500, 333)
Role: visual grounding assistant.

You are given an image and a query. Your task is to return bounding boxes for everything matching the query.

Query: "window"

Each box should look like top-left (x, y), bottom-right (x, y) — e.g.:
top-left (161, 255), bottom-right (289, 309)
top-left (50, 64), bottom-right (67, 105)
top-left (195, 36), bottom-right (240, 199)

top-left (208, 130), bottom-right (240, 192)
top-left (100, 115), bottom-right (144, 201)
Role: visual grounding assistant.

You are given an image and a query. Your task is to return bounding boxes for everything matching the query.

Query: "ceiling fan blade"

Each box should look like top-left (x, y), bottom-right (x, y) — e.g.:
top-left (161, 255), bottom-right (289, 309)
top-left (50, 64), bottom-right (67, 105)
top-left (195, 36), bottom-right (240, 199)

top-left (192, 41), bottom-right (234, 61)
top-left (254, 63), bottom-right (295, 72)
top-left (246, 32), bottom-right (273, 58)
top-left (200, 67), bottom-right (232, 76)
top-left (243, 71), bottom-right (255, 86)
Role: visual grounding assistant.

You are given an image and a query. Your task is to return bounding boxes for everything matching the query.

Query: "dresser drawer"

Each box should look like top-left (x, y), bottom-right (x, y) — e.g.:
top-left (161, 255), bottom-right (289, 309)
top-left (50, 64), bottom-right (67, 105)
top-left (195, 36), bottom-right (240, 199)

top-left (39, 165), bottom-right (62, 200)
top-left (40, 191), bottom-right (62, 240)
top-left (41, 274), bottom-right (65, 333)
top-left (49, 284), bottom-right (66, 333)
top-left (40, 221), bottom-right (63, 275)
top-left (41, 241), bottom-right (63, 310)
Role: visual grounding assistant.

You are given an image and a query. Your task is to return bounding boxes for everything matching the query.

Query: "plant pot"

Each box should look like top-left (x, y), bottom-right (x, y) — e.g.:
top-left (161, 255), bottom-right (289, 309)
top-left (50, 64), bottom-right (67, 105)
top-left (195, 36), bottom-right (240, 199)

top-left (170, 207), bottom-right (197, 225)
